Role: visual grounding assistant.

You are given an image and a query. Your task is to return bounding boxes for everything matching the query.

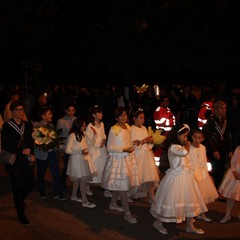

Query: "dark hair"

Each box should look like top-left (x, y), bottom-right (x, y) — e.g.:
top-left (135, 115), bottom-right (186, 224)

top-left (114, 107), bottom-right (127, 118)
top-left (69, 117), bottom-right (85, 142)
top-left (10, 89), bottom-right (19, 97)
top-left (191, 128), bottom-right (205, 138)
top-left (164, 124), bottom-right (190, 149)
top-left (88, 105), bottom-right (102, 125)
top-left (64, 102), bottom-right (76, 111)
top-left (133, 108), bottom-right (144, 118)
top-left (10, 100), bottom-right (24, 111)
top-left (160, 95), bottom-right (169, 103)
top-left (128, 108), bottom-right (144, 126)
top-left (39, 106), bottom-right (52, 118)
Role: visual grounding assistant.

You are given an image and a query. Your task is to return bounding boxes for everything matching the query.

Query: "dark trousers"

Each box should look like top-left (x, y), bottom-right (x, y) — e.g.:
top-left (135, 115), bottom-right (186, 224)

top-left (61, 153), bottom-right (69, 186)
top-left (6, 162), bottom-right (35, 216)
top-left (36, 151), bottom-right (62, 194)
top-left (210, 158), bottom-right (226, 189)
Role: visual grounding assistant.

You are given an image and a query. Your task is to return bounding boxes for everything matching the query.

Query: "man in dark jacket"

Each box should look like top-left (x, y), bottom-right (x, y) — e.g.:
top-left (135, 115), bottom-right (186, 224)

top-left (1, 100), bottom-right (36, 225)
top-left (203, 100), bottom-right (233, 190)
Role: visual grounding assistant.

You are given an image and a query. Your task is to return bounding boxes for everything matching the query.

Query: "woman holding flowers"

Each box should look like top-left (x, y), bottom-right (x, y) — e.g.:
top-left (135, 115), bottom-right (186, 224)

top-left (33, 106), bottom-right (66, 200)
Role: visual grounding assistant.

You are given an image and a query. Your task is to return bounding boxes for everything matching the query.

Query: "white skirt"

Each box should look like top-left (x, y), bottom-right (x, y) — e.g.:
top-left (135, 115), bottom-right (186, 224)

top-left (67, 155), bottom-right (92, 181)
top-left (218, 168), bottom-right (240, 201)
top-left (197, 175), bottom-right (219, 204)
top-left (150, 168), bottom-right (208, 223)
top-left (101, 153), bottom-right (140, 191)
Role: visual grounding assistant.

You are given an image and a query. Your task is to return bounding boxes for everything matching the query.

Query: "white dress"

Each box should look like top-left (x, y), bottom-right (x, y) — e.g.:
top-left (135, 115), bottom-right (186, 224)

top-left (86, 122), bottom-right (108, 183)
top-left (65, 133), bottom-right (96, 181)
top-left (218, 146), bottom-right (240, 201)
top-left (189, 144), bottom-right (218, 204)
top-left (101, 124), bottom-right (140, 191)
top-left (150, 144), bottom-right (208, 223)
top-left (130, 125), bottom-right (160, 192)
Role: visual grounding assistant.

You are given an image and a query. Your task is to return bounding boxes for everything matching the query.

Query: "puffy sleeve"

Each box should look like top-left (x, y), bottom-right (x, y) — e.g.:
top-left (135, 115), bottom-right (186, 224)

top-left (65, 133), bottom-right (82, 154)
top-left (170, 144), bottom-right (188, 157)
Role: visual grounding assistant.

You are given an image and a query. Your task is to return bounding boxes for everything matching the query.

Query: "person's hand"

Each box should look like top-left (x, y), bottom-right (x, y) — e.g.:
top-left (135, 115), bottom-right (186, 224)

top-left (23, 148), bottom-right (31, 156)
top-left (213, 151), bottom-right (221, 160)
top-left (132, 140), bottom-right (141, 146)
top-left (100, 139), bottom-right (106, 148)
top-left (28, 154), bottom-right (36, 164)
top-left (232, 170), bottom-right (240, 180)
top-left (82, 149), bottom-right (89, 155)
top-left (145, 136), bottom-right (153, 144)
top-left (123, 147), bottom-right (134, 153)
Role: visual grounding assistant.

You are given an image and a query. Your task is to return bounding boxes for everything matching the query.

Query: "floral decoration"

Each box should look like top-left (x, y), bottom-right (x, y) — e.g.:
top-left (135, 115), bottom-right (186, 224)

top-left (32, 124), bottom-right (65, 151)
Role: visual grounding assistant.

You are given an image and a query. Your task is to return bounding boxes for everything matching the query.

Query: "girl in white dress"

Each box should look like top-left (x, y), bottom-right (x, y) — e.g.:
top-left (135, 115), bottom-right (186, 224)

top-left (130, 109), bottom-right (160, 203)
top-left (86, 105), bottom-right (111, 197)
top-left (189, 129), bottom-right (218, 222)
top-left (218, 146), bottom-right (240, 223)
top-left (66, 118), bottom-right (96, 208)
top-left (101, 107), bottom-right (140, 224)
top-left (150, 124), bottom-right (208, 235)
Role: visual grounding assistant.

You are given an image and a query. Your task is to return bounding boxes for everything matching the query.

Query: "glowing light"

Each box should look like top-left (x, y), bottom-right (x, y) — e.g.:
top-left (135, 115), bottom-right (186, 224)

top-left (134, 83), bottom-right (148, 94)
top-left (154, 156), bottom-right (160, 166)
top-left (153, 85), bottom-right (160, 97)
top-left (207, 162), bottom-right (212, 172)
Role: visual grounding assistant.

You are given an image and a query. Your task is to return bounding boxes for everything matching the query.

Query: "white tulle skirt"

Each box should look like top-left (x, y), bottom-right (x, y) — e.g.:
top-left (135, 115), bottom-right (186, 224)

top-left (67, 155), bottom-right (93, 182)
top-left (218, 168), bottom-right (240, 201)
top-left (197, 175), bottom-right (219, 204)
top-left (150, 167), bottom-right (208, 223)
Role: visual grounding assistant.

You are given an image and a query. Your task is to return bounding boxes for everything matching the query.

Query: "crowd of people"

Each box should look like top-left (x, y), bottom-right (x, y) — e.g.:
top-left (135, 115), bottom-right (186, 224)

top-left (0, 82), bottom-right (240, 236)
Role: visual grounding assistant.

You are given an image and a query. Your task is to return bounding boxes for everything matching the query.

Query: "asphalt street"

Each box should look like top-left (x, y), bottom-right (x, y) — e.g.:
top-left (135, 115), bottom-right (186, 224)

top-left (0, 161), bottom-right (240, 240)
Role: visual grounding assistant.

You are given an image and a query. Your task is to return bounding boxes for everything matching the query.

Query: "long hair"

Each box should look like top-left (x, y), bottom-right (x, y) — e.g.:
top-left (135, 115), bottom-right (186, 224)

top-left (69, 117), bottom-right (85, 142)
top-left (164, 123), bottom-right (190, 150)
top-left (129, 108), bottom-right (144, 126)
top-left (88, 105), bottom-right (102, 125)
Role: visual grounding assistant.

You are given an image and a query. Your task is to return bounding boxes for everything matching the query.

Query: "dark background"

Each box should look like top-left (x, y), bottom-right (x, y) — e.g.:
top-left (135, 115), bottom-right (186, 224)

top-left (1, 0), bottom-right (240, 86)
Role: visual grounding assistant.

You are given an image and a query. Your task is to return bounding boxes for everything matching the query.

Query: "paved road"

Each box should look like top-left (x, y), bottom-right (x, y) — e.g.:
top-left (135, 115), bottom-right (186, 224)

top-left (0, 162), bottom-right (240, 240)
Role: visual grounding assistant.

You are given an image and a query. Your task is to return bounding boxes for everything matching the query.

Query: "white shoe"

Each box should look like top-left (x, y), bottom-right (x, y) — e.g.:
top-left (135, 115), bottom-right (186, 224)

top-left (117, 196), bottom-right (133, 202)
top-left (71, 196), bottom-right (82, 203)
top-left (196, 214), bottom-right (212, 222)
top-left (109, 203), bottom-right (124, 212)
top-left (186, 228), bottom-right (205, 235)
top-left (153, 221), bottom-right (168, 235)
top-left (86, 187), bottom-right (93, 196)
top-left (104, 190), bottom-right (112, 198)
top-left (220, 215), bottom-right (231, 223)
top-left (123, 213), bottom-right (137, 224)
top-left (82, 202), bottom-right (96, 208)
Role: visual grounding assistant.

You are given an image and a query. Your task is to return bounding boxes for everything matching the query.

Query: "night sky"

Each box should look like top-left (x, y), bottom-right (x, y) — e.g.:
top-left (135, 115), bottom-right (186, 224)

top-left (1, 0), bottom-right (240, 86)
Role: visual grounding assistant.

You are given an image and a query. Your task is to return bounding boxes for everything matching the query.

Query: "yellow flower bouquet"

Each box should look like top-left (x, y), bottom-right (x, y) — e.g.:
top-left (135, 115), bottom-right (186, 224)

top-left (32, 124), bottom-right (65, 151)
top-left (148, 126), bottom-right (166, 147)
